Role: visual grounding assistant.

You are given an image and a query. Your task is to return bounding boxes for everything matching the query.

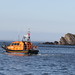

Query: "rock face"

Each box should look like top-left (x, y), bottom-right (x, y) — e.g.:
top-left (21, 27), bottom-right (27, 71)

top-left (59, 33), bottom-right (75, 45)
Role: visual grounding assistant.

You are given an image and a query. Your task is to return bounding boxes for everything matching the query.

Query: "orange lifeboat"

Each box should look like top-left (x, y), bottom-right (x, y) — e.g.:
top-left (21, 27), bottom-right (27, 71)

top-left (2, 30), bottom-right (39, 54)
top-left (2, 41), bottom-right (39, 54)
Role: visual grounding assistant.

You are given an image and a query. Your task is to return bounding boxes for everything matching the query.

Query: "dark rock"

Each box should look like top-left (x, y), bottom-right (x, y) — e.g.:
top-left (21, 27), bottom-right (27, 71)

top-left (42, 41), bottom-right (58, 45)
top-left (54, 41), bottom-right (59, 45)
top-left (42, 42), bottom-right (54, 45)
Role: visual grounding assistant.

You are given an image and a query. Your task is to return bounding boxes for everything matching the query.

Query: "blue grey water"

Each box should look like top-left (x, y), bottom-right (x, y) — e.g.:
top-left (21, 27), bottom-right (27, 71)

top-left (0, 41), bottom-right (75, 75)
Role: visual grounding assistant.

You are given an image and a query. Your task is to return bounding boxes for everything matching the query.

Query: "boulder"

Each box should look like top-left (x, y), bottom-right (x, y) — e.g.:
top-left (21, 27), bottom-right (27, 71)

top-left (54, 41), bottom-right (59, 45)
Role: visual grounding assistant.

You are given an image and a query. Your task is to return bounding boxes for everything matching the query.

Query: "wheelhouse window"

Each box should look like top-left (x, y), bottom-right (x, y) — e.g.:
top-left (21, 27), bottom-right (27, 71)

top-left (11, 43), bottom-right (19, 45)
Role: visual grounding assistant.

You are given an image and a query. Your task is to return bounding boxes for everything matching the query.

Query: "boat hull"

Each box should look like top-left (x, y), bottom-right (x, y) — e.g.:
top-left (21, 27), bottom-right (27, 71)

top-left (2, 46), bottom-right (39, 54)
top-left (6, 49), bottom-right (28, 53)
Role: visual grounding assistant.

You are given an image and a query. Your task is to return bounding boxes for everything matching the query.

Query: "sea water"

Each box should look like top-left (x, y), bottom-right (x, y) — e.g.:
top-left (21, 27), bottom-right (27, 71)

top-left (0, 41), bottom-right (75, 75)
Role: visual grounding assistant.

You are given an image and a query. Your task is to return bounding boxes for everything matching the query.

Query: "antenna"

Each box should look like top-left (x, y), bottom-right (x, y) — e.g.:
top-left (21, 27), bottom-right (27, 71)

top-left (18, 34), bottom-right (20, 41)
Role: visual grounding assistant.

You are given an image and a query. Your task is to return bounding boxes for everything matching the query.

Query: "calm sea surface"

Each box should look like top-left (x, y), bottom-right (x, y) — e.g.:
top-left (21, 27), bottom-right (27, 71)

top-left (0, 41), bottom-right (75, 75)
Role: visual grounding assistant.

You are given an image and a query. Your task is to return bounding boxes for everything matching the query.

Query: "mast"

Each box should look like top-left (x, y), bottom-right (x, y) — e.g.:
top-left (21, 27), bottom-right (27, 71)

top-left (27, 28), bottom-right (31, 41)
top-left (22, 28), bottom-right (31, 42)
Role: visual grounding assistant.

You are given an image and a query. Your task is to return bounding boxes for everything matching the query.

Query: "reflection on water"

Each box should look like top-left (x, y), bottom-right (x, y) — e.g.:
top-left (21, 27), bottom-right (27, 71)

top-left (3, 53), bottom-right (31, 56)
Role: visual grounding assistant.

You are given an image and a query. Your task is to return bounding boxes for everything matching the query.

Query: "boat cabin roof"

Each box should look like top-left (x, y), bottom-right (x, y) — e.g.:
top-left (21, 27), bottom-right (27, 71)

top-left (10, 41), bottom-right (24, 46)
top-left (10, 41), bottom-right (32, 46)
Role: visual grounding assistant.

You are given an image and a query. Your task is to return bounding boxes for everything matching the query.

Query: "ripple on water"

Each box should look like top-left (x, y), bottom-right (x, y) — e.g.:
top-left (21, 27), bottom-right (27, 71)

top-left (0, 73), bottom-right (5, 75)
top-left (42, 73), bottom-right (49, 75)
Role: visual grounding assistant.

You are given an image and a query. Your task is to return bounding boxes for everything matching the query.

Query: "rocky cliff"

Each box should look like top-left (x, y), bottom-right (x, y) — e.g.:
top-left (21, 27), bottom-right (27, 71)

top-left (59, 33), bottom-right (75, 45)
